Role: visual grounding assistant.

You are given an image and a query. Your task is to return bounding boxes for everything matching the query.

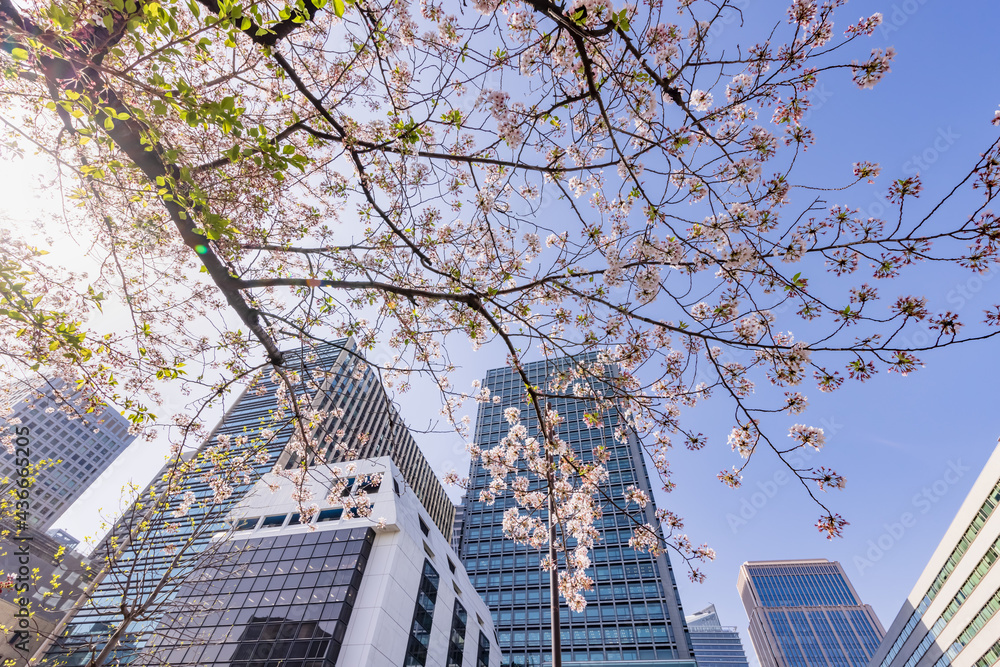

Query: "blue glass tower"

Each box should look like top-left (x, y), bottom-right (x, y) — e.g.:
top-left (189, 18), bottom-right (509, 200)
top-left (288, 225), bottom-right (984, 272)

top-left (737, 559), bottom-right (885, 667)
top-left (458, 356), bottom-right (695, 666)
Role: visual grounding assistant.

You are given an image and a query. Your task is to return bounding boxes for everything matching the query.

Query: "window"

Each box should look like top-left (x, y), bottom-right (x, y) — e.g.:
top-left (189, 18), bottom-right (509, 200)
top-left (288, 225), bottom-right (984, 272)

top-left (447, 558), bottom-right (456, 574)
top-left (477, 630), bottom-right (491, 667)
top-left (404, 560), bottom-right (440, 666)
top-left (340, 477), bottom-right (356, 496)
top-left (359, 477), bottom-right (381, 493)
top-left (447, 599), bottom-right (467, 667)
top-left (418, 517), bottom-right (429, 536)
top-left (235, 517), bottom-right (259, 531)
top-left (317, 508), bottom-right (343, 523)
top-left (203, 527), bottom-right (368, 660)
top-left (261, 514), bottom-right (287, 528)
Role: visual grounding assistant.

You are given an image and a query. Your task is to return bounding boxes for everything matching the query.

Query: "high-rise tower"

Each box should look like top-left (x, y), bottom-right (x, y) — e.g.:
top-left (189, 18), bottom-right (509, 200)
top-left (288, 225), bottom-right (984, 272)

top-left (41, 339), bottom-right (452, 665)
top-left (737, 558), bottom-right (884, 667)
top-left (686, 604), bottom-right (751, 667)
top-left (0, 378), bottom-right (135, 531)
top-left (457, 355), bottom-right (695, 666)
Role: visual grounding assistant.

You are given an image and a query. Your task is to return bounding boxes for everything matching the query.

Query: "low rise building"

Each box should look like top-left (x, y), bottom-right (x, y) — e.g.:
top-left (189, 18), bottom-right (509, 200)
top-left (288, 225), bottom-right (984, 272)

top-left (0, 524), bottom-right (94, 663)
top-left (147, 456), bottom-right (500, 667)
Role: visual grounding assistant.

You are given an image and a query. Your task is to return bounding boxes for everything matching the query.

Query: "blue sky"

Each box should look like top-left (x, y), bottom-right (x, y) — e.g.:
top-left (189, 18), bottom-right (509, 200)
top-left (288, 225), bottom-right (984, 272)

top-left (44, 0), bottom-right (1000, 663)
top-left (667, 0), bottom-right (1000, 659)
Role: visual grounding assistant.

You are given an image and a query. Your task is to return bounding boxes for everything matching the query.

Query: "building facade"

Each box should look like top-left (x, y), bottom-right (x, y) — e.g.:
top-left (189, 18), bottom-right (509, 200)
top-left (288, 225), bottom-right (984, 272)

top-left (46, 528), bottom-right (81, 550)
top-left (146, 457), bottom-right (500, 667)
top-left (458, 355), bottom-right (695, 666)
top-left (869, 444), bottom-right (1000, 667)
top-left (41, 340), bottom-right (455, 665)
top-left (686, 604), bottom-right (751, 667)
top-left (0, 524), bottom-right (95, 663)
top-left (452, 499), bottom-right (466, 553)
top-left (1, 378), bottom-right (135, 531)
top-left (737, 559), bottom-right (885, 667)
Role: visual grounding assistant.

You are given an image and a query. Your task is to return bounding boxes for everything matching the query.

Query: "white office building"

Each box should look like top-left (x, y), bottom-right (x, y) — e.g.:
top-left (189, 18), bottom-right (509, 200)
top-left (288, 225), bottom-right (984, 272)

top-left (869, 444), bottom-right (1000, 667)
top-left (148, 456), bottom-right (501, 667)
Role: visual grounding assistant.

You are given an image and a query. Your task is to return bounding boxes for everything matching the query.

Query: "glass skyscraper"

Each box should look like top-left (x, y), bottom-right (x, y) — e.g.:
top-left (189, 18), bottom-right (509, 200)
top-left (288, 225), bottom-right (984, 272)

top-left (41, 339), bottom-right (453, 665)
top-left (737, 559), bottom-right (884, 667)
top-left (686, 604), bottom-right (750, 667)
top-left (458, 355), bottom-right (695, 666)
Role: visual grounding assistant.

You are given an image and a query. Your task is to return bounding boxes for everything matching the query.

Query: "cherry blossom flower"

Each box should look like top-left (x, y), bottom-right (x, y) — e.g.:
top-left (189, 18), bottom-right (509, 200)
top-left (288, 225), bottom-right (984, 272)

top-left (852, 47), bottom-right (896, 89)
top-left (788, 424), bottom-right (825, 450)
top-left (690, 90), bottom-right (713, 112)
top-left (852, 161), bottom-right (882, 183)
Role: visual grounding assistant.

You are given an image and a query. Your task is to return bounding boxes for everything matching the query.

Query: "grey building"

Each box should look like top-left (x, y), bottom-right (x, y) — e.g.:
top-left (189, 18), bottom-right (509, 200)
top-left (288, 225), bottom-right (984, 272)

top-left (457, 354), bottom-right (696, 666)
top-left (45, 528), bottom-right (81, 550)
top-left (686, 604), bottom-right (750, 667)
top-left (0, 523), bottom-right (95, 663)
top-left (1, 378), bottom-right (135, 531)
top-left (41, 339), bottom-right (455, 666)
top-left (737, 559), bottom-right (885, 667)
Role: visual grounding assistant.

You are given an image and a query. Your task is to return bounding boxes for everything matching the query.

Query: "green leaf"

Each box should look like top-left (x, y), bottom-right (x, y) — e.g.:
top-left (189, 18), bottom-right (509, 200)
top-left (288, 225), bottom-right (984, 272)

top-left (332, 0), bottom-right (345, 16)
top-left (10, 48), bottom-right (29, 61)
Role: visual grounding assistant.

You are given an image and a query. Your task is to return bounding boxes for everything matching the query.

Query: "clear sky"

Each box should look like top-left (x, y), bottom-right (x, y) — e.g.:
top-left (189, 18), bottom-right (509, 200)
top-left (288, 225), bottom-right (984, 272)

top-left (17, 0), bottom-right (1000, 664)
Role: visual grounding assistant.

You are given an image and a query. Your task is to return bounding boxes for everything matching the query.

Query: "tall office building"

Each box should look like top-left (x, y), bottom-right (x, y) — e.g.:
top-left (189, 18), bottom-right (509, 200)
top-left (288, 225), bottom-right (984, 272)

top-left (146, 457), bottom-right (499, 667)
top-left (0, 378), bottom-right (135, 531)
top-left (686, 604), bottom-right (751, 667)
top-left (458, 355), bottom-right (695, 666)
top-left (42, 339), bottom-right (453, 665)
top-left (737, 559), bottom-right (885, 667)
top-left (870, 444), bottom-right (1000, 667)
top-left (452, 498), bottom-right (466, 553)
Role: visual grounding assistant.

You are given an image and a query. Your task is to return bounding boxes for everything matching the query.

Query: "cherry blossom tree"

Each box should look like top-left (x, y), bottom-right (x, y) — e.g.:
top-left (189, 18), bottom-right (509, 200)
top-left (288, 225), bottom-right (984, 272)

top-left (1, 0), bottom-right (1000, 662)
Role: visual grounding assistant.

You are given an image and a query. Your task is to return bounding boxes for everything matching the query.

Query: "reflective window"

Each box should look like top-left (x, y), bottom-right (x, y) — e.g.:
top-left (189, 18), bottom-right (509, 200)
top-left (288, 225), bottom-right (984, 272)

top-left (477, 630), bottom-right (492, 667)
top-left (317, 508), bottom-right (343, 522)
top-left (447, 599), bottom-right (468, 667)
top-left (146, 527), bottom-right (373, 667)
top-left (404, 560), bottom-right (440, 666)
